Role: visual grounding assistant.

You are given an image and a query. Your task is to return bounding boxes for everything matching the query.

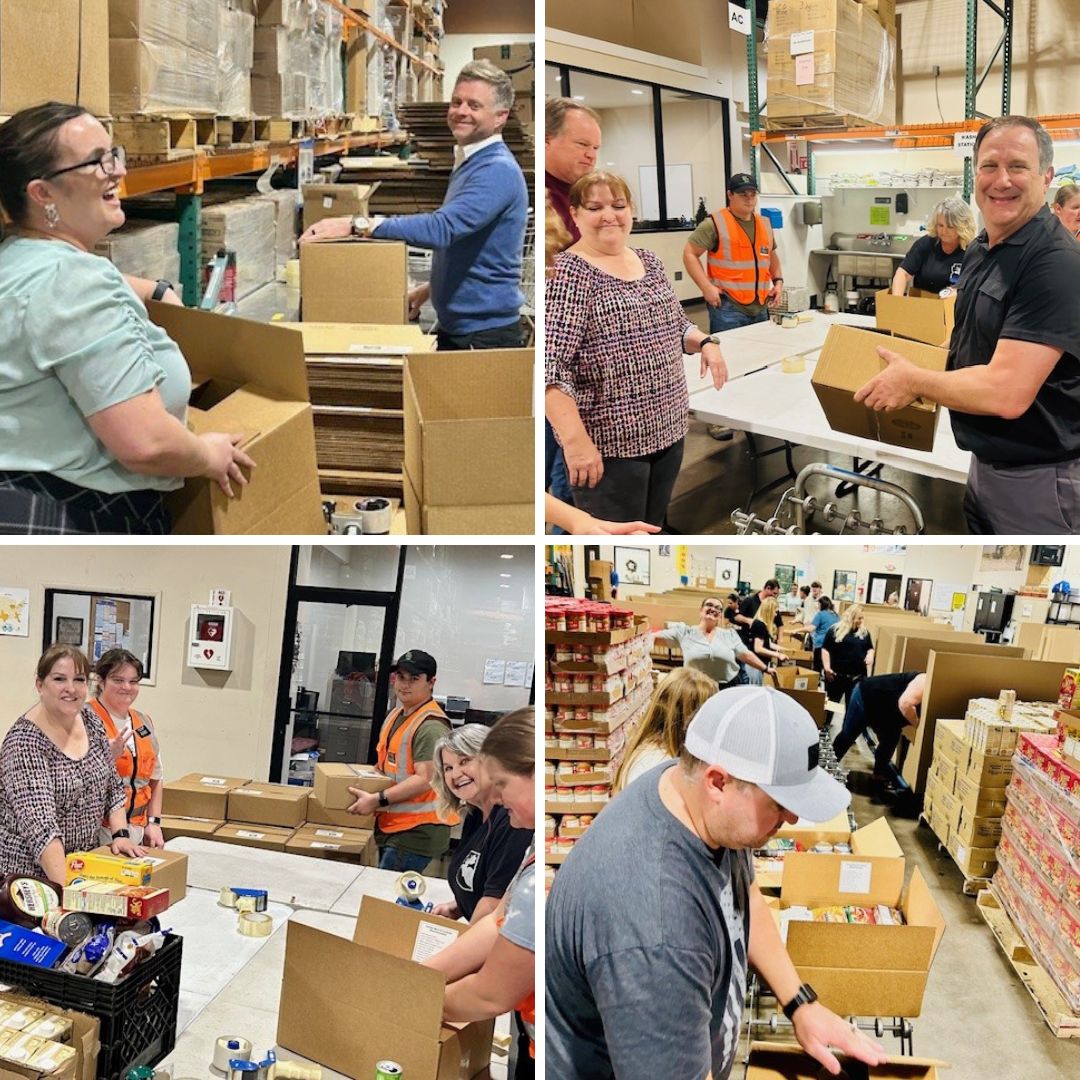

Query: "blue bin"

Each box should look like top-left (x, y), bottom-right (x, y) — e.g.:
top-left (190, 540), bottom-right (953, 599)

top-left (761, 206), bottom-right (783, 229)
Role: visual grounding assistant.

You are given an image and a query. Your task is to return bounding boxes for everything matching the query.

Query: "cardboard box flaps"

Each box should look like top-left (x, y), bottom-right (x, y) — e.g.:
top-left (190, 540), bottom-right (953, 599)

top-left (746, 1042), bottom-right (946, 1079)
top-left (812, 325), bottom-right (948, 452)
top-left (875, 289), bottom-right (955, 348)
top-left (301, 183), bottom-right (380, 232)
top-left (278, 899), bottom-right (493, 1080)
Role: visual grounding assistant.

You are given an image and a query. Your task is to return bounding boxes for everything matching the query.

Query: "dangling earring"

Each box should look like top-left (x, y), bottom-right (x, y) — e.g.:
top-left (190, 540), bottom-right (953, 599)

top-left (44, 204), bottom-right (60, 229)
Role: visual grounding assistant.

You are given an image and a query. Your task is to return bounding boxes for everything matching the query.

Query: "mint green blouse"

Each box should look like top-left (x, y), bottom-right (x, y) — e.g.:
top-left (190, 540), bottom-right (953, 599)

top-left (0, 236), bottom-right (191, 493)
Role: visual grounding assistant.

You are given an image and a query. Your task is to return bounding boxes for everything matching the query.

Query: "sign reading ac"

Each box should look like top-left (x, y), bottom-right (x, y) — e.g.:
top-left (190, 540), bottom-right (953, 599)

top-left (728, 2), bottom-right (752, 36)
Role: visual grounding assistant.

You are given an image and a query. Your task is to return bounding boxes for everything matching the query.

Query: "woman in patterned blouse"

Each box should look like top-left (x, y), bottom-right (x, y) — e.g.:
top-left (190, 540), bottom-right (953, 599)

top-left (0, 644), bottom-right (144, 884)
top-left (545, 170), bottom-right (728, 527)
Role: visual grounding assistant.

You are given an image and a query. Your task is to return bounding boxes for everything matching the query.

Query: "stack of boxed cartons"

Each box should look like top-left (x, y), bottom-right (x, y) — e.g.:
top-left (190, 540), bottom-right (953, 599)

top-left (765, 0), bottom-right (896, 129)
top-left (543, 599), bottom-right (652, 892)
top-left (201, 197), bottom-right (277, 299)
top-left (992, 720), bottom-right (1080, 1014)
top-left (109, 0), bottom-right (221, 115)
top-left (473, 43), bottom-right (535, 137)
top-left (923, 693), bottom-right (1057, 885)
top-left (253, 0), bottom-right (343, 118)
top-left (94, 219), bottom-right (181, 286)
top-left (218, 1), bottom-right (256, 116)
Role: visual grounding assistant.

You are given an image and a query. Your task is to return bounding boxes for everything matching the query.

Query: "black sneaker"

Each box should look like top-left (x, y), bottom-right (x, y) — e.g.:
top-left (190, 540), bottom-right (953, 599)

top-left (708, 425), bottom-right (735, 441)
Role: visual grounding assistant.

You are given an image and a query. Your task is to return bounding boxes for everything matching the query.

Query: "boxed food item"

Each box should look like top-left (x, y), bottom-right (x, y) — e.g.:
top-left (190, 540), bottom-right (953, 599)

top-left (227, 783), bottom-right (310, 829)
top-left (0, 924), bottom-right (67, 970)
top-left (161, 773), bottom-right (249, 820)
top-left (278, 899), bottom-right (492, 1080)
top-left (0, 992), bottom-right (99, 1080)
top-left (64, 853), bottom-right (152, 887)
top-left (88, 846), bottom-right (187, 905)
top-left (312, 764), bottom-right (390, 811)
top-left (1059, 668), bottom-right (1080, 710)
top-left (60, 883), bottom-right (170, 921)
top-left (875, 289), bottom-right (955, 348)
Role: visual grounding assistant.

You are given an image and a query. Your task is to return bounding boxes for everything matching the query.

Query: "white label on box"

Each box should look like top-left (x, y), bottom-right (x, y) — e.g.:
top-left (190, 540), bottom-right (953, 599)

top-left (323, 196), bottom-right (334, 208)
top-left (141, 856), bottom-right (166, 866)
top-left (245, 789), bottom-right (264, 796)
top-left (236, 830), bottom-right (266, 840)
top-left (348, 343), bottom-right (412, 354)
top-left (795, 677), bottom-right (809, 690)
top-left (838, 860), bottom-right (873, 894)
top-left (310, 842), bottom-right (341, 850)
top-left (411, 921), bottom-right (460, 963)
top-left (790, 30), bottom-right (815, 55)
top-left (313, 829), bottom-right (345, 838)
top-left (200, 776), bottom-right (228, 786)
top-left (957, 844), bottom-right (968, 864)
top-left (794, 53), bottom-right (815, 86)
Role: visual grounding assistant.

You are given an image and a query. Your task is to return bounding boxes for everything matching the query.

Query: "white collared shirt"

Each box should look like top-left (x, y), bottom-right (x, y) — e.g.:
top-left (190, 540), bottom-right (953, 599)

top-left (453, 133), bottom-right (504, 170)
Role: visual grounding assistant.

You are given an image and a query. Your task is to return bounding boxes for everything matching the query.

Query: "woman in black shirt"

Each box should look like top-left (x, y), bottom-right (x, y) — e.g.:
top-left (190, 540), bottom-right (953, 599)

top-left (821, 603), bottom-right (875, 710)
top-left (430, 723), bottom-right (532, 923)
top-left (891, 196), bottom-right (976, 296)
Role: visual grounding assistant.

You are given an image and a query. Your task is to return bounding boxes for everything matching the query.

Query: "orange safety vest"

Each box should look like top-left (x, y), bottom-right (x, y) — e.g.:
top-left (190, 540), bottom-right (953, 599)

top-left (497, 854), bottom-right (536, 1057)
top-left (706, 208), bottom-right (773, 305)
top-left (375, 698), bottom-right (453, 834)
top-left (88, 698), bottom-right (158, 827)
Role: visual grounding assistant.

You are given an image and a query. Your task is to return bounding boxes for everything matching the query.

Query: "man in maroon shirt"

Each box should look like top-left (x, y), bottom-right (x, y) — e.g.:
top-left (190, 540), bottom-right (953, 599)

top-left (545, 98), bottom-right (602, 516)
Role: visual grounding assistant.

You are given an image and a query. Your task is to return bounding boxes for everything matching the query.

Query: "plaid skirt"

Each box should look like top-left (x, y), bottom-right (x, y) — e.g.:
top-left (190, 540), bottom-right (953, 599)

top-left (0, 472), bottom-right (170, 535)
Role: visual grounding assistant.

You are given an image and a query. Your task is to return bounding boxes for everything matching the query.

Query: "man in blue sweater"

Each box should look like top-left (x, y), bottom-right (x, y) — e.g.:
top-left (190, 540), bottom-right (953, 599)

top-left (301, 60), bottom-right (528, 350)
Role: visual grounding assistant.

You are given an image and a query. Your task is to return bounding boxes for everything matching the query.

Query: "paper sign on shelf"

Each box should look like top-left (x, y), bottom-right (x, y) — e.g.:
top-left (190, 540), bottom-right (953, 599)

top-left (953, 131), bottom-right (977, 158)
top-left (728, 1), bottom-right (751, 35)
top-left (483, 659), bottom-right (506, 685)
top-left (790, 30), bottom-right (815, 55)
top-left (838, 860), bottom-right (873, 895)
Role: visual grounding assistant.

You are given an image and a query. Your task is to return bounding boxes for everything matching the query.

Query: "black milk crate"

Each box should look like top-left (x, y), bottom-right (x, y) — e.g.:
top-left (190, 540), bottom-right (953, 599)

top-left (0, 934), bottom-right (183, 1080)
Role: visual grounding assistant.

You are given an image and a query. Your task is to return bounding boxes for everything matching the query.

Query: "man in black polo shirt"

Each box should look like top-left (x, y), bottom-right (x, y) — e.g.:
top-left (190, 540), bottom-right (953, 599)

top-left (734, 578), bottom-right (780, 647)
top-left (855, 115), bottom-right (1080, 534)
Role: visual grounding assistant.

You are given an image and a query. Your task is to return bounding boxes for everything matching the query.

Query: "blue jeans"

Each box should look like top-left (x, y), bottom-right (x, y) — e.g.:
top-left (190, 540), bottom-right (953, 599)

top-left (832, 684), bottom-right (902, 779)
top-left (708, 300), bottom-right (770, 335)
top-left (545, 420), bottom-right (572, 534)
top-left (378, 845), bottom-right (433, 873)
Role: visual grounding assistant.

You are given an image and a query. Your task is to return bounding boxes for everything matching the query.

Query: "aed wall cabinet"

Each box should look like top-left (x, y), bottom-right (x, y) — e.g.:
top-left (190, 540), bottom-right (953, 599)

top-left (188, 605), bottom-right (235, 670)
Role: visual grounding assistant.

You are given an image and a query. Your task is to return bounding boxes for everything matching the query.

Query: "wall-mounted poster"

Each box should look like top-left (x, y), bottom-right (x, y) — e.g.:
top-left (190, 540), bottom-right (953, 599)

top-left (615, 547), bottom-right (651, 587)
top-left (44, 588), bottom-right (157, 682)
top-left (980, 545), bottom-right (1025, 572)
top-left (832, 570), bottom-right (858, 604)
top-left (714, 558), bottom-right (741, 591)
top-left (0, 588), bottom-right (30, 637)
top-left (774, 564), bottom-right (796, 594)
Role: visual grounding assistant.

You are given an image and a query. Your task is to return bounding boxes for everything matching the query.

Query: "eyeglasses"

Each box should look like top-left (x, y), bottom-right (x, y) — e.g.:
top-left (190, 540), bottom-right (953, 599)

top-left (42, 145), bottom-right (126, 181)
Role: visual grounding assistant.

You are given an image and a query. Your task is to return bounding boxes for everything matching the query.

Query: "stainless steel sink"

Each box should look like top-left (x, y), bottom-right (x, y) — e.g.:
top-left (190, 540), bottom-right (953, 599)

top-left (829, 232), bottom-right (917, 254)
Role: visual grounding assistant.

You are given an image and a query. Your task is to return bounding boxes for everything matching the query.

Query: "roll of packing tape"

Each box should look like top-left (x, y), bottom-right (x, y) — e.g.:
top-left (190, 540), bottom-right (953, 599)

top-left (235, 895), bottom-right (258, 913)
top-left (356, 497), bottom-right (392, 535)
top-left (781, 355), bottom-right (806, 374)
top-left (218, 887), bottom-right (237, 909)
top-left (213, 1038), bottom-right (253, 1073)
top-left (238, 912), bottom-right (272, 938)
top-left (273, 1063), bottom-right (322, 1080)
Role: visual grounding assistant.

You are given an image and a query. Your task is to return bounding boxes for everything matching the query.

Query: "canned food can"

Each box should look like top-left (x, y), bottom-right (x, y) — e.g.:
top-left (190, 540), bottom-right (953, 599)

top-left (41, 909), bottom-right (93, 947)
top-left (375, 1063), bottom-right (403, 1079)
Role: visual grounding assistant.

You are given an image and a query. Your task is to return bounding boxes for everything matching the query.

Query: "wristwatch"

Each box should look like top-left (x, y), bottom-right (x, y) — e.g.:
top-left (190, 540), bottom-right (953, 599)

top-left (350, 214), bottom-right (369, 237)
top-left (147, 816), bottom-right (162, 825)
top-left (378, 790), bottom-right (390, 808)
top-left (112, 829), bottom-right (131, 841)
top-left (150, 280), bottom-right (173, 301)
top-left (782, 983), bottom-right (818, 1020)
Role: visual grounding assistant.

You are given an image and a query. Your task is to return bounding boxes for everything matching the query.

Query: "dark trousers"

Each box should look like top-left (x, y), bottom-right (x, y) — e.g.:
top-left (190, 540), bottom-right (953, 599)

top-left (510, 1011), bottom-right (533, 1079)
top-left (832, 683), bottom-right (903, 778)
top-left (824, 671), bottom-right (860, 711)
top-left (545, 420), bottom-right (572, 534)
top-left (436, 321), bottom-right (525, 350)
top-left (0, 472), bottom-right (169, 535)
top-left (570, 439), bottom-right (685, 527)
top-left (964, 457), bottom-right (1080, 534)
top-left (812, 646), bottom-right (824, 673)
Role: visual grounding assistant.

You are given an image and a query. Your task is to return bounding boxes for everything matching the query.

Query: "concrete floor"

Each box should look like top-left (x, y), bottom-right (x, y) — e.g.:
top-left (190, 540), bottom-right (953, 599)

top-left (819, 731), bottom-right (1078, 1078)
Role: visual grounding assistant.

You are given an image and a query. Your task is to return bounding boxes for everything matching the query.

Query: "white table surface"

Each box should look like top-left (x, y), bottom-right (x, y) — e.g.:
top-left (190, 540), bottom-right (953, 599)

top-left (158, 842), bottom-right (507, 1080)
top-left (681, 310), bottom-right (971, 484)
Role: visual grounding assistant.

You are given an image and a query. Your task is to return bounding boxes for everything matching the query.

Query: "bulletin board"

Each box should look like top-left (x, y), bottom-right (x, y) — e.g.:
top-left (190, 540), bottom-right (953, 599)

top-left (43, 588), bottom-right (158, 682)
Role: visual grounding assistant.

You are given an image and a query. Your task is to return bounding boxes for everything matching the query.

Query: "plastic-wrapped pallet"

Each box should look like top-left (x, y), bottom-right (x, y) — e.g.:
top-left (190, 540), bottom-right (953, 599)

top-left (256, 189), bottom-right (300, 267)
top-left (200, 198), bottom-right (276, 300)
top-left (95, 220), bottom-right (181, 282)
top-left (219, 4), bottom-right (256, 117)
top-left (254, 0), bottom-right (315, 30)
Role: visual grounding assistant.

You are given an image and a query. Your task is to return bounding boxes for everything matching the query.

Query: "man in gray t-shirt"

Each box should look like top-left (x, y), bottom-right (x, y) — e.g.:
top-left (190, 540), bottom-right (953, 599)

top-left (546, 686), bottom-right (889, 1079)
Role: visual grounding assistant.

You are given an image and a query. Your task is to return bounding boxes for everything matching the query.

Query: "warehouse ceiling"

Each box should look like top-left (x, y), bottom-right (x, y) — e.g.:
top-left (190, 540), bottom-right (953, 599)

top-left (446, 0), bottom-right (533, 34)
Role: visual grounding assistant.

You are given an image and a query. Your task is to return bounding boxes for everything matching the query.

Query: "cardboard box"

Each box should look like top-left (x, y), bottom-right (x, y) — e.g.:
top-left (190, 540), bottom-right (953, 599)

top-left (305, 794), bottom-right (374, 831)
top-left (746, 1042), bottom-right (944, 1079)
top-left (64, 851), bottom-right (152, 886)
top-left (300, 240), bottom-right (408, 324)
top-left (277, 899), bottom-right (493, 1079)
top-left (771, 666), bottom-right (820, 692)
top-left (301, 183), bottom-right (379, 232)
top-left (87, 846), bottom-right (188, 906)
top-left (285, 825), bottom-right (377, 864)
top-left (951, 807), bottom-right (1002, 849)
top-left (312, 763), bottom-right (390, 810)
top-left (776, 687), bottom-right (828, 729)
top-left (812, 325), bottom-right (948, 452)
top-left (947, 835), bottom-right (997, 879)
top-left (962, 745), bottom-right (1013, 789)
top-left (403, 349), bottom-right (533, 535)
top-left (0, 1), bottom-right (109, 117)
top-left (953, 773), bottom-right (1009, 817)
top-left (931, 718), bottom-right (967, 768)
top-left (875, 289), bottom-right (955, 348)
top-left (162, 773), bottom-right (249, 819)
top-left (778, 856), bottom-right (945, 1017)
top-left (160, 816), bottom-right (223, 842)
top-left (0, 992), bottom-right (99, 1080)
top-left (472, 43), bottom-right (535, 65)
top-left (212, 823), bottom-right (296, 852)
top-left (227, 783), bottom-right (310, 829)
top-left (147, 304), bottom-right (326, 535)
top-left (61, 883), bottom-right (170, 921)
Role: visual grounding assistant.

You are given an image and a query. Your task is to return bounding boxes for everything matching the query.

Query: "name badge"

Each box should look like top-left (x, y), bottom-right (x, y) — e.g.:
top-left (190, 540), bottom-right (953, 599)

top-left (760, 246), bottom-right (770, 255)
top-left (135, 726), bottom-right (151, 738)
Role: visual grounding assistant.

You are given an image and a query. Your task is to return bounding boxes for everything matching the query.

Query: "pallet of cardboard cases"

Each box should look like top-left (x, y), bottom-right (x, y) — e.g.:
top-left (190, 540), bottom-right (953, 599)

top-left (112, 114), bottom-right (217, 161)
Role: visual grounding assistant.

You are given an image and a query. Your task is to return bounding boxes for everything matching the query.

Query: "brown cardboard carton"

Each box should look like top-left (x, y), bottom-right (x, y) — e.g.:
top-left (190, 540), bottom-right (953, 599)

top-left (953, 773), bottom-right (1008, 818)
top-left (286, 824), bottom-right (377, 864)
top-left (931, 717), bottom-right (968, 768)
top-left (952, 805), bottom-right (1002, 848)
top-left (0, 991), bottom-right (100, 1080)
top-left (89, 845), bottom-right (187, 905)
top-left (746, 1042), bottom-right (944, 1079)
top-left (403, 349), bottom-right (533, 535)
top-left (775, 687), bottom-right (828, 729)
top-left (812, 325), bottom-right (948, 452)
top-left (875, 289), bottom-right (955, 348)
top-left (770, 667), bottom-right (820, 692)
top-left (305, 794), bottom-right (375, 831)
top-left (0, 1), bottom-right (109, 117)
top-left (300, 240), bottom-right (408, 324)
top-left (162, 774), bottom-right (249, 819)
top-left (278, 900), bottom-right (493, 1079)
top-left (962, 745), bottom-right (1013, 789)
top-left (301, 183), bottom-right (379, 232)
top-left (160, 816), bottom-right (223, 842)
top-left (285, 322), bottom-right (434, 356)
top-left (147, 304), bottom-right (326, 535)
top-left (779, 856), bottom-right (945, 1017)
top-left (312, 763), bottom-right (390, 811)
top-left (213, 823), bottom-right (296, 852)
top-left (227, 783), bottom-right (310, 829)
top-left (946, 834), bottom-right (997, 878)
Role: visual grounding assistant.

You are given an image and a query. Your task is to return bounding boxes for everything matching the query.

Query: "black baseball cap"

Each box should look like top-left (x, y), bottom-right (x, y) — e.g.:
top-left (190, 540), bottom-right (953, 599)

top-left (727, 172), bottom-right (758, 193)
top-left (392, 650), bottom-right (437, 677)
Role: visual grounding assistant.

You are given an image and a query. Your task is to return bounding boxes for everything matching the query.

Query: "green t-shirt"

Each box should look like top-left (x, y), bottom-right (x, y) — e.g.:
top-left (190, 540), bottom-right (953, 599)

top-left (688, 214), bottom-right (772, 318)
top-left (375, 709), bottom-right (452, 857)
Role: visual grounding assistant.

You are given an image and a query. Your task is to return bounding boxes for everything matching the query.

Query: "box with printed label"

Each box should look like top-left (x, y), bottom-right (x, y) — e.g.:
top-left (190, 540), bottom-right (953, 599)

top-left (301, 183), bottom-right (379, 232)
top-left (89, 845), bottom-right (187, 905)
top-left (777, 854), bottom-right (945, 1017)
top-left (770, 667), bottom-right (820, 692)
top-left (304, 794), bottom-right (374, 831)
top-left (278, 898), bottom-right (493, 1079)
top-left (64, 852), bottom-right (152, 887)
top-left (0, 991), bottom-right (99, 1080)
top-left (312, 764), bottom-right (390, 811)
top-left (0, 922), bottom-right (67, 970)
top-left (962, 746), bottom-right (1013, 789)
top-left (159, 816), bottom-right (223, 842)
top-left (162, 774), bottom-right (249, 819)
top-left (931, 718), bottom-right (967, 768)
top-left (212, 824), bottom-right (296, 852)
top-left (285, 825), bottom-right (377, 865)
top-left (60, 883), bottom-right (170, 921)
top-left (227, 783), bottom-right (310, 829)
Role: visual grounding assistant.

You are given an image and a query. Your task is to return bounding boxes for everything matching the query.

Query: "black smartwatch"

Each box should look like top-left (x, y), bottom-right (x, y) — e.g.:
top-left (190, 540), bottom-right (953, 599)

top-left (112, 828), bottom-right (131, 841)
top-left (782, 983), bottom-right (818, 1020)
top-left (378, 791), bottom-right (390, 808)
top-left (147, 816), bottom-right (162, 825)
top-left (151, 280), bottom-right (173, 301)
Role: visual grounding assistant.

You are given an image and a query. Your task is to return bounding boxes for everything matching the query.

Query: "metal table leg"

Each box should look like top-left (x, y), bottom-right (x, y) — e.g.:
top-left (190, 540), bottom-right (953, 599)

top-left (744, 432), bottom-right (798, 508)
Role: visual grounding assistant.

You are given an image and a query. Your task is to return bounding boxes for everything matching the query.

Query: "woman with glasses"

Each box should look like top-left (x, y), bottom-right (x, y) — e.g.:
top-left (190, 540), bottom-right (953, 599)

top-left (0, 102), bottom-right (255, 534)
top-left (652, 596), bottom-right (766, 690)
top-left (88, 649), bottom-right (165, 849)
